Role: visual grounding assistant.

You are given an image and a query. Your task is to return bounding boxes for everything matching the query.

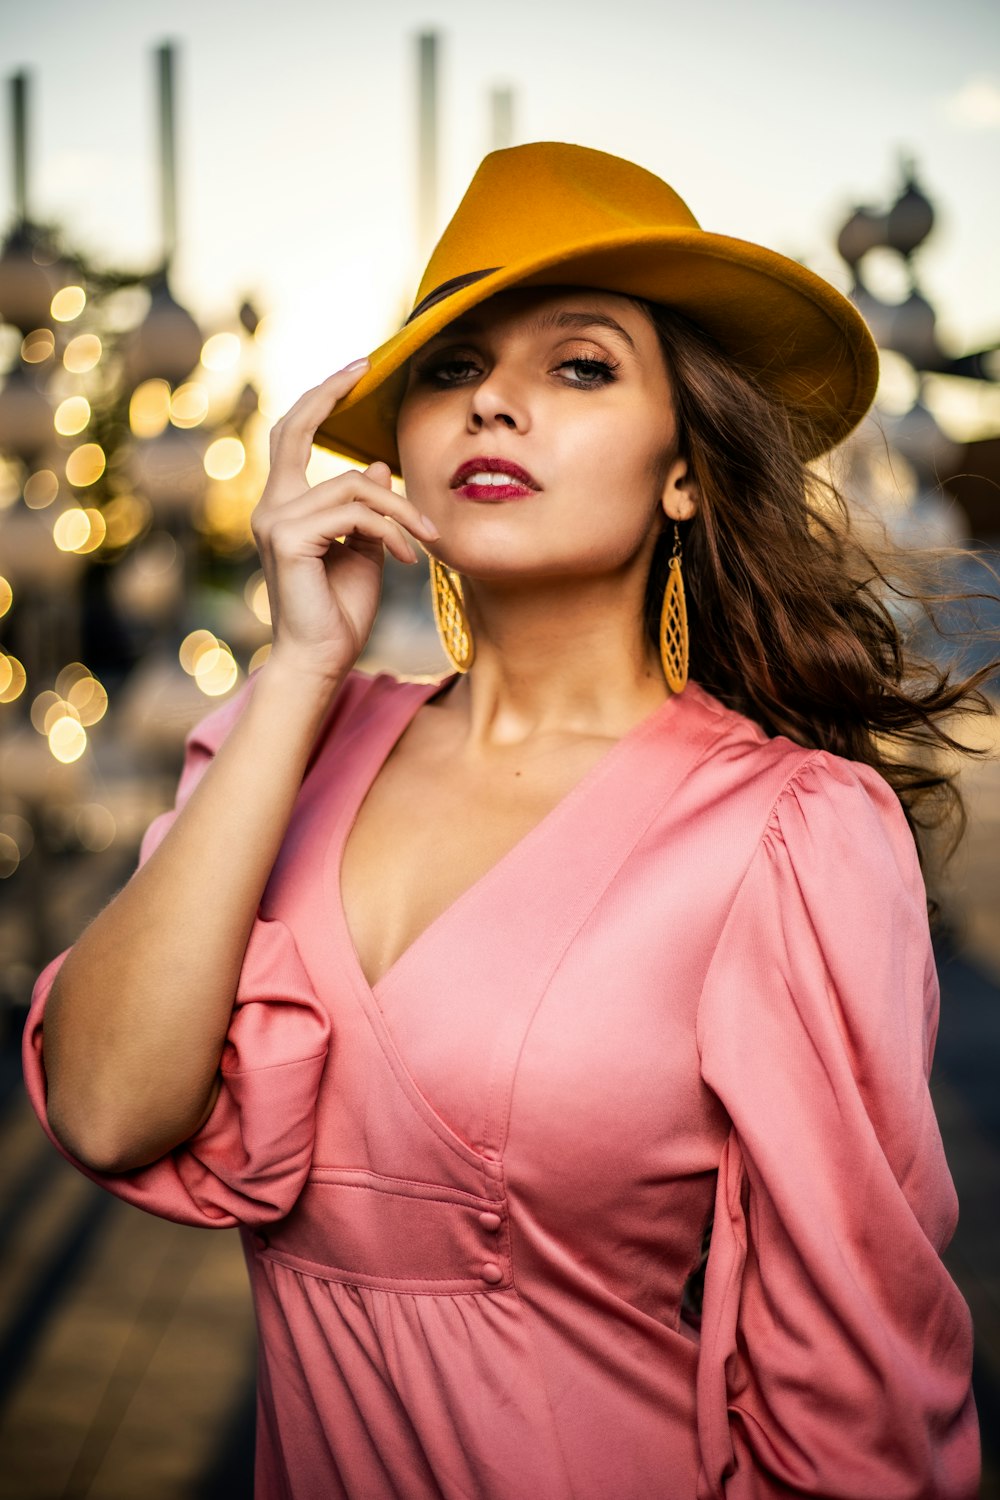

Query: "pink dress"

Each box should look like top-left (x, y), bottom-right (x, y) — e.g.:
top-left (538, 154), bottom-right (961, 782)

top-left (22, 668), bottom-right (979, 1499)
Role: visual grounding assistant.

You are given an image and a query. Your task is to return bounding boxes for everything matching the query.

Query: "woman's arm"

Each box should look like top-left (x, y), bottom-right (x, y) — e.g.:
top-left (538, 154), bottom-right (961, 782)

top-left (695, 751), bottom-right (979, 1499)
top-left (42, 662), bottom-right (339, 1172)
top-left (40, 357), bottom-right (439, 1176)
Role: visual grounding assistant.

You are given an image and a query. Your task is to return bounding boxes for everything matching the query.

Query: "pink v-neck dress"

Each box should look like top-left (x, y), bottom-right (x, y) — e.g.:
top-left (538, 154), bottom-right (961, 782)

top-left (23, 668), bottom-right (979, 1499)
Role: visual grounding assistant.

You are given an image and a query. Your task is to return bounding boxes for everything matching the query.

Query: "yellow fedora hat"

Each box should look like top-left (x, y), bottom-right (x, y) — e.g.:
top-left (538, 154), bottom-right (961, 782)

top-left (315, 141), bottom-right (878, 468)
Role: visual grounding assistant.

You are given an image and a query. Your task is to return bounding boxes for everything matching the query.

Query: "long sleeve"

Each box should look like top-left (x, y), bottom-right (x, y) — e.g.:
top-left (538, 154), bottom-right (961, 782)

top-left (21, 673), bottom-right (332, 1229)
top-left (695, 751), bottom-right (979, 1500)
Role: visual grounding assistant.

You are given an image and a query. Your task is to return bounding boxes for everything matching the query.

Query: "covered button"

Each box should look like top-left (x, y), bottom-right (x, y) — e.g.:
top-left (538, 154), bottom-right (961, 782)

top-left (478, 1211), bottom-right (502, 1232)
top-left (480, 1261), bottom-right (503, 1285)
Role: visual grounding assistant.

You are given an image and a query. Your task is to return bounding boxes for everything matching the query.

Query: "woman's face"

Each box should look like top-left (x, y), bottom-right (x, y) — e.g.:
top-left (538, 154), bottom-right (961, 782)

top-left (395, 286), bottom-right (684, 582)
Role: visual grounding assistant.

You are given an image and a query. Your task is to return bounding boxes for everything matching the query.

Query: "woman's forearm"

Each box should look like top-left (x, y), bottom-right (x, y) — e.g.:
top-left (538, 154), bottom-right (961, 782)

top-left (41, 661), bottom-right (341, 1173)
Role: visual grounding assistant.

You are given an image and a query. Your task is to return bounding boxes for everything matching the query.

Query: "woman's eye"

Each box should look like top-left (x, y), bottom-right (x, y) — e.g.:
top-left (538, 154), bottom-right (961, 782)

top-left (560, 358), bottom-right (617, 387)
top-left (419, 357), bottom-right (481, 385)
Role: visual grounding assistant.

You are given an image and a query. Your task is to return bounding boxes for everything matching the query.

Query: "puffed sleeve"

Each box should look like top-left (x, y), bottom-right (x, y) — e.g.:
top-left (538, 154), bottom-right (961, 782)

top-left (21, 672), bottom-right (332, 1229)
top-left (695, 751), bottom-right (979, 1500)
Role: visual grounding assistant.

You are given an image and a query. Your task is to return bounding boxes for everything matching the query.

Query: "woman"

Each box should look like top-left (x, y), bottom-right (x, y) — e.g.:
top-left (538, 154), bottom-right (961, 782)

top-left (24, 142), bottom-right (984, 1497)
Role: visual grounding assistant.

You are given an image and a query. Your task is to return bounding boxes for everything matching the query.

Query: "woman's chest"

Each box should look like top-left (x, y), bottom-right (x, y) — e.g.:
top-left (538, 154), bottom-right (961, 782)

top-left (339, 727), bottom-right (621, 990)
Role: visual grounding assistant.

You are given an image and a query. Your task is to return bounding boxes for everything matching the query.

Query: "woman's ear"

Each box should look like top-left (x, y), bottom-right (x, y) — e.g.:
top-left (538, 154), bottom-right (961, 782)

top-left (660, 457), bottom-right (699, 523)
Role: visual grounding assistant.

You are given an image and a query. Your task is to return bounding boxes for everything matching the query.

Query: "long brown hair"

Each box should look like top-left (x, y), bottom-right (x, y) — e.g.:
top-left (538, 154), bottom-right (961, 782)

top-left (634, 296), bottom-right (999, 887)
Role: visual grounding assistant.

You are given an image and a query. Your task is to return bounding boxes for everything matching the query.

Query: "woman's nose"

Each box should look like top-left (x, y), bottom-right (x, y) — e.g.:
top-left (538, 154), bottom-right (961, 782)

top-left (467, 368), bottom-right (526, 432)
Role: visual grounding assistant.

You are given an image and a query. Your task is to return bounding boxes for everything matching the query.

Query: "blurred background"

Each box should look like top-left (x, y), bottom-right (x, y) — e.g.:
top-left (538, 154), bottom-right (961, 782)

top-left (0, 1), bottom-right (998, 1495)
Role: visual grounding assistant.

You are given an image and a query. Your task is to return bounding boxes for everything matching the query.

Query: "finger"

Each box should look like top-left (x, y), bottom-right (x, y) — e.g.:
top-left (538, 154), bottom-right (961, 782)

top-left (270, 501), bottom-right (419, 567)
top-left (348, 513), bottom-right (419, 565)
top-left (268, 358), bottom-right (371, 481)
top-left (264, 470), bottom-right (439, 543)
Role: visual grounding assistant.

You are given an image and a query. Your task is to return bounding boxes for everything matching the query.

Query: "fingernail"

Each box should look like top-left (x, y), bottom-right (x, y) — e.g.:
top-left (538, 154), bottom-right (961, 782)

top-left (421, 514), bottom-right (440, 536)
top-left (343, 357), bottom-right (370, 372)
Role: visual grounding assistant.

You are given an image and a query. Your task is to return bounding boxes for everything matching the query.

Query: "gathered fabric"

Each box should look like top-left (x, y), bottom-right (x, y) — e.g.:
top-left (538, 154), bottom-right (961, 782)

top-left (23, 668), bottom-right (979, 1499)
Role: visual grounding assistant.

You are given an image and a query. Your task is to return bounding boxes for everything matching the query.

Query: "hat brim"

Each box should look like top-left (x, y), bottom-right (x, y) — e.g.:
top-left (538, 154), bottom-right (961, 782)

top-left (314, 227), bottom-right (878, 471)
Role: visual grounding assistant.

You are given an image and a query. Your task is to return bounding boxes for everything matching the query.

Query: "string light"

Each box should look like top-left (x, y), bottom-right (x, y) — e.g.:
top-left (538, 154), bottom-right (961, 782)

top-left (51, 286), bottom-right (87, 322)
top-left (21, 328), bottom-right (55, 363)
top-left (0, 832), bottom-right (20, 878)
top-left (23, 470), bottom-right (59, 508)
top-left (54, 396), bottom-right (92, 436)
top-left (244, 569), bottom-right (271, 624)
top-left (204, 435), bottom-right (245, 480)
top-left (48, 714), bottom-right (88, 762)
top-left (63, 334), bottom-right (103, 373)
top-left (0, 653), bottom-right (27, 702)
top-left (201, 332), bottom-right (241, 371)
top-left (177, 630), bottom-right (240, 696)
top-left (53, 507), bottom-right (93, 552)
top-left (170, 382), bottom-right (209, 427)
top-left (64, 443), bottom-right (106, 488)
top-left (179, 628), bottom-right (219, 674)
top-left (130, 379), bottom-right (171, 438)
top-left (101, 494), bottom-right (150, 548)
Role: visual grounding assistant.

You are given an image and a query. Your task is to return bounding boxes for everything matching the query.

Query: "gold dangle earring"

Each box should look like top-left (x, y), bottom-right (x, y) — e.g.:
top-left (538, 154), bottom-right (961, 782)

top-left (658, 522), bottom-right (689, 694)
top-left (429, 555), bottom-right (475, 672)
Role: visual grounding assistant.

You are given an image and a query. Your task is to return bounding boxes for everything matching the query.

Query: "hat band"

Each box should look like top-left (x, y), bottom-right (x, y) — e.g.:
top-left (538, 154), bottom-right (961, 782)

top-left (404, 267), bottom-right (502, 325)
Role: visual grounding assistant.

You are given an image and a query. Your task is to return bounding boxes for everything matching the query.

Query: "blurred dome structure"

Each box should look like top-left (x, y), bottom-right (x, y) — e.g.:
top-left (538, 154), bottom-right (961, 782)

top-left (836, 155), bottom-right (1000, 544)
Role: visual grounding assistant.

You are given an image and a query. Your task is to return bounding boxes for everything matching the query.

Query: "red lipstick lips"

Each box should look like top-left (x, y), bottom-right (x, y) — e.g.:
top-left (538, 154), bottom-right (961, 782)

top-left (450, 457), bottom-right (540, 501)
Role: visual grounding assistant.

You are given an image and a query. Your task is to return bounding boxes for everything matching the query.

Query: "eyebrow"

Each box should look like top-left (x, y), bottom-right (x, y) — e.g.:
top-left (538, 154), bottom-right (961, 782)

top-left (425, 308), bottom-right (639, 355)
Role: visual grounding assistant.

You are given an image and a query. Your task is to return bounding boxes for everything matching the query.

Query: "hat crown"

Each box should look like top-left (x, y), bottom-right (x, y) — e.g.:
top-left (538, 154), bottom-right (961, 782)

top-left (415, 142), bottom-right (700, 307)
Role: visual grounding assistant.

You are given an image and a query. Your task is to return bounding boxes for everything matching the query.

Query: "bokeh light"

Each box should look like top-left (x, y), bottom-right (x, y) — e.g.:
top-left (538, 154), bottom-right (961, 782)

top-left (64, 442), bottom-right (106, 488)
top-left (201, 476), bottom-right (256, 549)
top-left (53, 507), bottom-right (94, 552)
top-left (32, 690), bottom-right (67, 734)
top-left (0, 813), bottom-right (33, 877)
top-left (196, 643), bottom-right (239, 696)
top-left (48, 714), bottom-right (88, 762)
top-left (63, 334), bottom-right (103, 374)
top-left (54, 396), bottom-right (92, 436)
top-left (67, 675), bottom-right (108, 724)
top-left (71, 508), bottom-right (108, 553)
top-left (170, 382), bottom-right (210, 428)
top-left (51, 286), bottom-right (87, 322)
top-left (21, 328), bottom-right (55, 363)
top-left (0, 460), bottom-right (19, 510)
top-left (23, 470), bottom-right (59, 508)
top-left (129, 379), bottom-right (171, 438)
top-left (0, 575), bottom-right (12, 618)
top-left (100, 493), bottom-right (151, 548)
top-left (0, 832), bottom-right (20, 879)
top-left (201, 332), bottom-right (241, 371)
top-left (244, 569), bottom-right (272, 625)
top-left (179, 628), bottom-right (219, 675)
top-left (0, 653), bottom-right (26, 703)
top-left (204, 435), bottom-right (245, 480)
top-left (75, 803), bottom-right (116, 852)
top-left (178, 629), bottom-right (240, 695)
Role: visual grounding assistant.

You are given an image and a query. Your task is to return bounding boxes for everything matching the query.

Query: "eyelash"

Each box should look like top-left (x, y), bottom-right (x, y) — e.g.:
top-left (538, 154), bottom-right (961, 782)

top-left (414, 353), bottom-right (619, 389)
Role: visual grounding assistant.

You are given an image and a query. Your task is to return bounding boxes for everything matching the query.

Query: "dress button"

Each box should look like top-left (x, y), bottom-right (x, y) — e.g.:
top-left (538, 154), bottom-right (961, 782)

top-left (480, 1261), bottom-right (503, 1285)
top-left (477, 1211), bottom-right (502, 1232)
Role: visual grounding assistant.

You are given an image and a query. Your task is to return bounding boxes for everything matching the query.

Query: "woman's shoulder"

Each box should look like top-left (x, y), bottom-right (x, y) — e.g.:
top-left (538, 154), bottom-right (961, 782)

top-left (682, 679), bottom-right (918, 876)
top-left (182, 663), bottom-right (447, 759)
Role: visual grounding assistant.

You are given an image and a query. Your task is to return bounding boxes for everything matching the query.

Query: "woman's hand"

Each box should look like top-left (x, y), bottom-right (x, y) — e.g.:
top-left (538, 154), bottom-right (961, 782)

top-left (251, 358), bottom-right (440, 687)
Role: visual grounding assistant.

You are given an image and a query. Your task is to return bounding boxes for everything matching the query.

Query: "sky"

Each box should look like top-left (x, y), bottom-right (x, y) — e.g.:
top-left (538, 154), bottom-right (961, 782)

top-left (2, 0), bottom-right (999, 419)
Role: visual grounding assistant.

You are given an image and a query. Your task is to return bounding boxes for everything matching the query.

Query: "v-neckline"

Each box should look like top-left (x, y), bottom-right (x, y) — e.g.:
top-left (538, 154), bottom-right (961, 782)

top-left (329, 674), bottom-right (687, 998)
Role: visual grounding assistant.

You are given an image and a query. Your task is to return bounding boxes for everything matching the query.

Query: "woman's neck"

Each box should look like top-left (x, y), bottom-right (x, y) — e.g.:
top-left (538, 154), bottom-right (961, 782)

top-left (437, 571), bottom-right (669, 751)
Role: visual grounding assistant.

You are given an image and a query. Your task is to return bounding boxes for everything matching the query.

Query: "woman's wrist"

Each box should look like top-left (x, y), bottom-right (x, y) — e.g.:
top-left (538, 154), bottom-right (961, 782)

top-left (251, 650), bottom-right (349, 717)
